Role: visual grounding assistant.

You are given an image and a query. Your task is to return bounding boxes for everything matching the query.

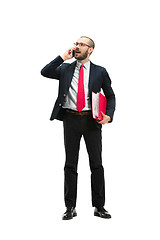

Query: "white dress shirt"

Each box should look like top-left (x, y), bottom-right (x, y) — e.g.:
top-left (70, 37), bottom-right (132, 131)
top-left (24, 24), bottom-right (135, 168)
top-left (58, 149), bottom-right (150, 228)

top-left (62, 61), bottom-right (91, 111)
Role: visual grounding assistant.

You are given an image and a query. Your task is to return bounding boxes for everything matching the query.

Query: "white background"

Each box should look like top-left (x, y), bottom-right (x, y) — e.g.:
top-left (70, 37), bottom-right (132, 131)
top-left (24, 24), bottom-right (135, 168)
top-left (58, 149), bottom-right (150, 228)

top-left (0, 0), bottom-right (160, 239)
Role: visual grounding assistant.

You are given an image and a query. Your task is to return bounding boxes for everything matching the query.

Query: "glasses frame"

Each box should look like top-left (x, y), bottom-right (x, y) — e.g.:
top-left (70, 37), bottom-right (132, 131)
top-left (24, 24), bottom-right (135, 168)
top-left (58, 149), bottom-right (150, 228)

top-left (73, 42), bottom-right (91, 48)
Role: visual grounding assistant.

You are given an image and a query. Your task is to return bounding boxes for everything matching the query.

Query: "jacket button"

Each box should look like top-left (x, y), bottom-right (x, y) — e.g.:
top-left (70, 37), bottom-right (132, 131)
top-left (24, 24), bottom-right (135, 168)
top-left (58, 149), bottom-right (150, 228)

top-left (59, 103), bottom-right (62, 106)
top-left (63, 94), bottom-right (66, 97)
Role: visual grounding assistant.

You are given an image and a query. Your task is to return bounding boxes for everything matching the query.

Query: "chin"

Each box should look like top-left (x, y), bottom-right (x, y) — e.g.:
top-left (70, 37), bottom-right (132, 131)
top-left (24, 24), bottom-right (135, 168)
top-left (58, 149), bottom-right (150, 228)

top-left (75, 56), bottom-right (85, 61)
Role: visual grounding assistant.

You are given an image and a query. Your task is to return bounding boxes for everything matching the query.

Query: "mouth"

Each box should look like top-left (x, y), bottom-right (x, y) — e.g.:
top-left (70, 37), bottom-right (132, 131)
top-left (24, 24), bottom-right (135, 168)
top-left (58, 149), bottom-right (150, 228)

top-left (75, 49), bottom-right (81, 54)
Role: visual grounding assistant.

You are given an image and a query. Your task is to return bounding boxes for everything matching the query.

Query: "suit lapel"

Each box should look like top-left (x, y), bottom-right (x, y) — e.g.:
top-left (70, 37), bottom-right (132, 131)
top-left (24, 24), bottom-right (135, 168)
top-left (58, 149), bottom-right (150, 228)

top-left (67, 61), bottom-right (77, 89)
top-left (89, 62), bottom-right (95, 93)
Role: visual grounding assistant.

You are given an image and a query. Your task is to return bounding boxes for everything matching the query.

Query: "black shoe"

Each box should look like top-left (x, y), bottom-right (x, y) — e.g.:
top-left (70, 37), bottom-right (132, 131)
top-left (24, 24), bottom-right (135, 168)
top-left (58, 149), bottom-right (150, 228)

top-left (62, 207), bottom-right (77, 220)
top-left (94, 207), bottom-right (111, 219)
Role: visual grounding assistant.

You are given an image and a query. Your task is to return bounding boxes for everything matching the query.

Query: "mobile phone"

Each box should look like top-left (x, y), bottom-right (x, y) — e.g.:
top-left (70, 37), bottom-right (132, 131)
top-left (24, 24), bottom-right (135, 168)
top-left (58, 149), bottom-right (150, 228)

top-left (72, 50), bottom-right (75, 57)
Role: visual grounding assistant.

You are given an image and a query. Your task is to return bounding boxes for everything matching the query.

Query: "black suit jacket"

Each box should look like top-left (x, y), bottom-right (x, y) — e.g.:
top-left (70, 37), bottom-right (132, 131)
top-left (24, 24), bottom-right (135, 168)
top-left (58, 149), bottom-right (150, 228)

top-left (41, 55), bottom-right (116, 121)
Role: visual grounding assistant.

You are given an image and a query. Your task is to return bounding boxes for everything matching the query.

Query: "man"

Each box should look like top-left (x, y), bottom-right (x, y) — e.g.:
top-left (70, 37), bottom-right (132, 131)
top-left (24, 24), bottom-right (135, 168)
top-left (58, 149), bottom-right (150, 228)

top-left (41, 36), bottom-right (116, 220)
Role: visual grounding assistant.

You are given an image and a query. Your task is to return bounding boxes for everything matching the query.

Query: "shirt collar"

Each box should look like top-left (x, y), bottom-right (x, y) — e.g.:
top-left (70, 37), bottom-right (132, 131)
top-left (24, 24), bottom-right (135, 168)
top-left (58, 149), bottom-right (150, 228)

top-left (76, 60), bottom-right (90, 70)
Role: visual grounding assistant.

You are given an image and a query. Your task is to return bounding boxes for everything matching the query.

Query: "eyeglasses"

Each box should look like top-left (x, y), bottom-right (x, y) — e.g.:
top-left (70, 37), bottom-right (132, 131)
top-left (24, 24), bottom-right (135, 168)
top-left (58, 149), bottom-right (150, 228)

top-left (73, 42), bottom-right (91, 47)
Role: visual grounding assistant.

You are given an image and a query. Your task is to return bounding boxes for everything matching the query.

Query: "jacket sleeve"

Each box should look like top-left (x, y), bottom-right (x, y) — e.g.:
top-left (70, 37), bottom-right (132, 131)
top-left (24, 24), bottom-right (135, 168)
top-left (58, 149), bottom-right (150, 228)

top-left (102, 68), bottom-right (116, 122)
top-left (41, 55), bottom-right (64, 80)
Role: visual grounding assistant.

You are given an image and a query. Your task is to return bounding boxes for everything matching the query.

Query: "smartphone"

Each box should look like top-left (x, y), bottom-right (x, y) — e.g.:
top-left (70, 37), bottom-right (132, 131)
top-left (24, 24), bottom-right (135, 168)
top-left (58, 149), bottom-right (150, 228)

top-left (72, 50), bottom-right (75, 57)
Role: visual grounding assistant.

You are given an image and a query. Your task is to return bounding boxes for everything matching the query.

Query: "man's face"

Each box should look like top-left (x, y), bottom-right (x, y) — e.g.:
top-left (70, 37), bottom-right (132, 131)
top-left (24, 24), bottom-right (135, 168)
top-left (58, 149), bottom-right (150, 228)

top-left (74, 37), bottom-right (92, 61)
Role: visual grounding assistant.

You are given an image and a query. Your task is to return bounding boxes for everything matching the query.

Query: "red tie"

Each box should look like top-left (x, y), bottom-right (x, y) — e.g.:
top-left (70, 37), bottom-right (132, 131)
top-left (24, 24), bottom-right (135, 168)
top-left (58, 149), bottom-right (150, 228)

top-left (77, 64), bottom-right (85, 112)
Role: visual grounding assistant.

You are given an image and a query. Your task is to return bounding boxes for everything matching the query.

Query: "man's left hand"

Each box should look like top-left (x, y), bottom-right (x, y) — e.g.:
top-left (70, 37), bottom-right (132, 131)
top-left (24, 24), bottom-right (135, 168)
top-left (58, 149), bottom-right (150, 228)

top-left (97, 112), bottom-right (111, 125)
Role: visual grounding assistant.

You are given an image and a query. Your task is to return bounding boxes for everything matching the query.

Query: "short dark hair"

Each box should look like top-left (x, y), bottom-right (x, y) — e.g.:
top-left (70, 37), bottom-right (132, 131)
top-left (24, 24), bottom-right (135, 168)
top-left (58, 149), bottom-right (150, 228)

top-left (80, 36), bottom-right (95, 49)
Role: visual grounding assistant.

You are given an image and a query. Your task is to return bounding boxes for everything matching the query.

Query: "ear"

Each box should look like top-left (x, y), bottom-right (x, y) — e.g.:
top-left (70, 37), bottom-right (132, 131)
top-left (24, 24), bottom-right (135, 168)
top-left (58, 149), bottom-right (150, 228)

top-left (89, 47), bottom-right (94, 55)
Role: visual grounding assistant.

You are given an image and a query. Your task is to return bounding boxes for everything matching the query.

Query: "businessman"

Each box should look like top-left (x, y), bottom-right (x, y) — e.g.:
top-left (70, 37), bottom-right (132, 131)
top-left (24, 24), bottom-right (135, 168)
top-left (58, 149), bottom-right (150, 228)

top-left (41, 36), bottom-right (116, 220)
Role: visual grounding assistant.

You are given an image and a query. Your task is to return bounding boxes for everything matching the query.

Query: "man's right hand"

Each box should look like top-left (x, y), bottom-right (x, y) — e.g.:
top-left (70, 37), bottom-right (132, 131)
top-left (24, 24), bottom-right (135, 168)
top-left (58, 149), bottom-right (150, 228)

top-left (61, 47), bottom-right (75, 61)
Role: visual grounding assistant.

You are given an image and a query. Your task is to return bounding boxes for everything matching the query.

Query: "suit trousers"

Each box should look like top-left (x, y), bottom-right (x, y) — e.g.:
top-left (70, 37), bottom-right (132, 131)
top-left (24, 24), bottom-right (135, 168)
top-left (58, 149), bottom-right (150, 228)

top-left (63, 110), bottom-right (105, 208)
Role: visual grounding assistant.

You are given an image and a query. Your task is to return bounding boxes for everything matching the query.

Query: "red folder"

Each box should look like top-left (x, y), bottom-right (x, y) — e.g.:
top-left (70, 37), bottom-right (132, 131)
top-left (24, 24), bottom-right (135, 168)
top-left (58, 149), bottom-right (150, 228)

top-left (92, 92), bottom-right (107, 121)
